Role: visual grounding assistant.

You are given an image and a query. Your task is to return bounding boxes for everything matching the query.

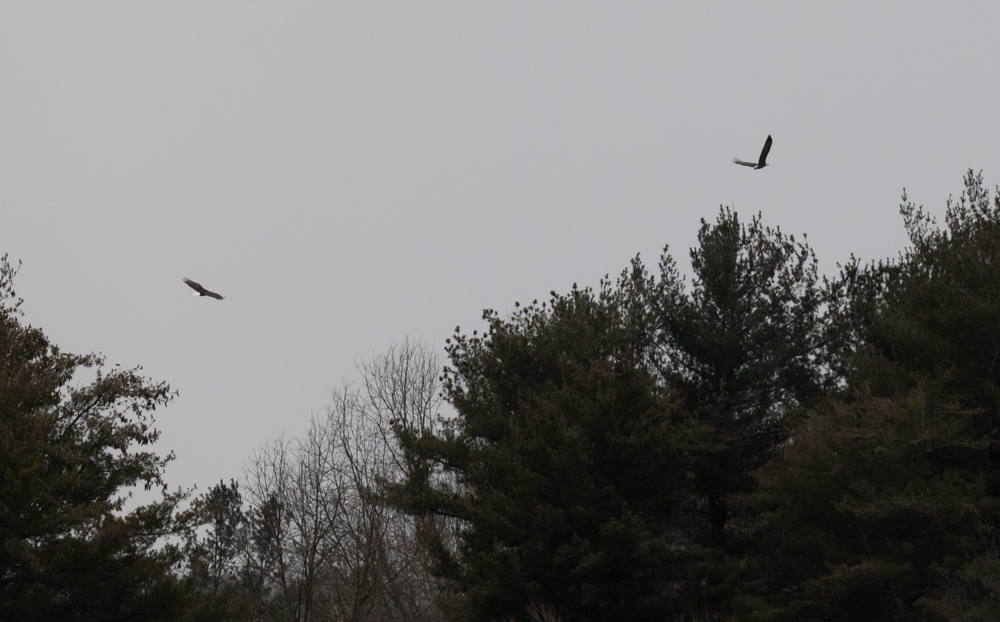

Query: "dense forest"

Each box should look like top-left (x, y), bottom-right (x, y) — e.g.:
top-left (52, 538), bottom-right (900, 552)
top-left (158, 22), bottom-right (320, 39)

top-left (3, 171), bottom-right (1000, 621)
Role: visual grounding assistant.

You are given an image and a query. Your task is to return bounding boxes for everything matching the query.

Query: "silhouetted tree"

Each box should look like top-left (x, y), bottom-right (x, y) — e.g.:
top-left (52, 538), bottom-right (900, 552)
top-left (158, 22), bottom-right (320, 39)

top-left (626, 209), bottom-right (830, 558)
top-left (180, 480), bottom-right (254, 620)
top-left (748, 172), bottom-right (1000, 620)
top-left (0, 254), bottom-right (187, 620)
top-left (393, 282), bottom-right (693, 621)
top-left (237, 340), bottom-right (448, 622)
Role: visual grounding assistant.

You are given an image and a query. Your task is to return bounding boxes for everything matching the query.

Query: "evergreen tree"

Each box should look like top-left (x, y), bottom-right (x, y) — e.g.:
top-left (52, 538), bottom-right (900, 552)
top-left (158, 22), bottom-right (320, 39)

top-left (392, 208), bottom-right (833, 619)
top-left (627, 208), bottom-right (830, 558)
top-left (875, 170), bottom-right (1000, 410)
top-left (0, 254), bottom-right (187, 620)
top-left (749, 378), bottom-right (993, 621)
top-left (180, 480), bottom-right (253, 621)
top-left (393, 282), bottom-right (691, 621)
top-left (748, 172), bottom-right (1000, 620)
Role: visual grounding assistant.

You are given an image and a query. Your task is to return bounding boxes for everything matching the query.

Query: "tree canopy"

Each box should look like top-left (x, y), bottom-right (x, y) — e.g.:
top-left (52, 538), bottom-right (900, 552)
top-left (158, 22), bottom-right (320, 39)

top-left (0, 254), bottom-right (187, 620)
top-left (393, 281), bottom-right (690, 621)
top-left (391, 173), bottom-right (1000, 621)
top-left (747, 171), bottom-right (1000, 620)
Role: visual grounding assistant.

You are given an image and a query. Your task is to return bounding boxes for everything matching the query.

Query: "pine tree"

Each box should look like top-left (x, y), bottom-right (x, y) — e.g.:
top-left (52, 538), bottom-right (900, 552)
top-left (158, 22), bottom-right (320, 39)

top-left (393, 282), bottom-right (691, 621)
top-left (748, 172), bottom-right (1000, 620)
top-left (629, 208), bottom-right (829, 557)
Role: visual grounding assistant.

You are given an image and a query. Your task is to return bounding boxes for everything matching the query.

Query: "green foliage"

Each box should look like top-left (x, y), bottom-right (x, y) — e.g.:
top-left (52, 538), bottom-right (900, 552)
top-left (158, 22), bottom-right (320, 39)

top-left (391, 208), bottom-right (847, 620)
top-left (0, 254), bottom-right (188, 620)
top-left (183, 479), bottom-right (245, 594)
top-left (750, 381), bottom-right (995, 620)
top-left (391, 178), bottom-right (1000, 620)
top-left (640, 209), bottom-right (829, 411)
top-left (748, 172), bottom-right (1000, 620)
top-left (878, 170), bottom-right (1000, 408)
top-left (178, 480), bottom-right (254, 620)
top-left (395, 281), bottom-right (692, 621)
top-left (626, 208), bottom-right (831, 562)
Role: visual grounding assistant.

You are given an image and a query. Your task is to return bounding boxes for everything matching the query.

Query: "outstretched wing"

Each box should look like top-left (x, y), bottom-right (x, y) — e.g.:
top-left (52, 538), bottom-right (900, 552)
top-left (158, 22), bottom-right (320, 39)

top-left (183, 278), bottom-right (225, 300)
top-left (732, 157), bottom-right (758, 167)
top-left (183, 278), bottom-right (207, 295)
top-left (758, 134), bottom-right (773, 167)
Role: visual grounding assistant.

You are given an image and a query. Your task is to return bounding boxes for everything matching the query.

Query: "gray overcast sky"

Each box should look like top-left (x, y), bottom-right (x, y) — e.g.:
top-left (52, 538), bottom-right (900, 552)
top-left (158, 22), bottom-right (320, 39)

top-left (3, 3), bottom-right (999, 492)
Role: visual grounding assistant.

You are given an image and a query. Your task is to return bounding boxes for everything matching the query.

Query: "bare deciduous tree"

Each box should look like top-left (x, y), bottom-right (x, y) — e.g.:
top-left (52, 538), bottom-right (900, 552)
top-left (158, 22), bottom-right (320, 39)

top-left (233, 338), bottom-right (453, 621)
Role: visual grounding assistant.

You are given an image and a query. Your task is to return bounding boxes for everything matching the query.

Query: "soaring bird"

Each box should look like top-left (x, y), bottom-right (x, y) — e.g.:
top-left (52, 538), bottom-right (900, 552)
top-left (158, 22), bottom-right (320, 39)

top-left (183, 278), bottom-right (225, 300)
top-left (733, 134), bottom-right (772, 170)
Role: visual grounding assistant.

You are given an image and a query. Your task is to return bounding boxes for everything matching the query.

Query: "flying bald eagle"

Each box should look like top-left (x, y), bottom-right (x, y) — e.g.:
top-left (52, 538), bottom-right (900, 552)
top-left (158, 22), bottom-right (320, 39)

top-left (183, 278), bottom-right (224, 300)
top-left (733, 134), bottom-right (772, 170)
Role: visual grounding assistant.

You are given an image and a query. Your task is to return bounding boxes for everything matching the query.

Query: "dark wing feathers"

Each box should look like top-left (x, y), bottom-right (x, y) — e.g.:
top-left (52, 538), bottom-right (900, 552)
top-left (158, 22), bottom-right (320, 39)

top-left (758, 134), bottom-right (772, 167)
top-left (183, 278), bottom-right (224, 300)
top-left (183, 278), bottom-right (206, 294)
top-left (733, 134), bottom-right (772, 169)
